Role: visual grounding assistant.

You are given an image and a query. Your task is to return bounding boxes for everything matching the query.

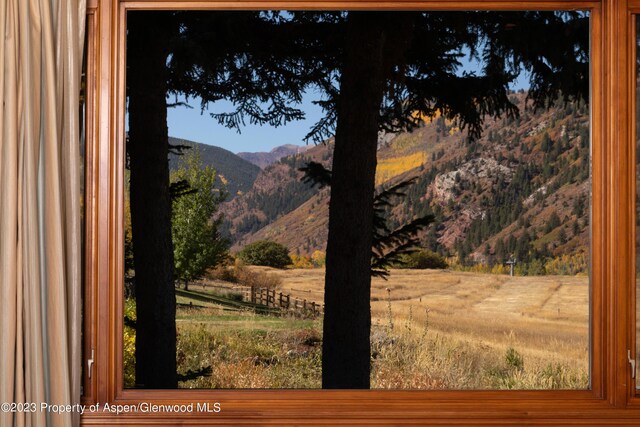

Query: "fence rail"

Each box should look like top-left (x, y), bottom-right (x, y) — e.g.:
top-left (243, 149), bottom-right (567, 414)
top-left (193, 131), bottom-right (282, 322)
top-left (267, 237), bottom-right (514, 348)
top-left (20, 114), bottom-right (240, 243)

top-left (244, 287), bottom-right (323, 317)
top-left (186, 280), bottom-right (323, 317)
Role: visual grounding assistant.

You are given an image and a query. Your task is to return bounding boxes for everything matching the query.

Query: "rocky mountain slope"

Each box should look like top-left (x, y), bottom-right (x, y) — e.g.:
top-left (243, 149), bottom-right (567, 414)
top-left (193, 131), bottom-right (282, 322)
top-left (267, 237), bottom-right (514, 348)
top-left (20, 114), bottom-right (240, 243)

top-left (220, 91), bottom-right (590, 271)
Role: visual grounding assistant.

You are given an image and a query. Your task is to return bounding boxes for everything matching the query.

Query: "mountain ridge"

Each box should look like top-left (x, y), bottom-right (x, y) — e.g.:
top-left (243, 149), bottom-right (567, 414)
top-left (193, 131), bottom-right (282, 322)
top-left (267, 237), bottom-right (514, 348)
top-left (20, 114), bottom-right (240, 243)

top-left (168, 137), bottom-right (261, 198)
top-left (221, 91), bottom-right (591, 274)
top-left (237, 144), bottom-right (312, 169)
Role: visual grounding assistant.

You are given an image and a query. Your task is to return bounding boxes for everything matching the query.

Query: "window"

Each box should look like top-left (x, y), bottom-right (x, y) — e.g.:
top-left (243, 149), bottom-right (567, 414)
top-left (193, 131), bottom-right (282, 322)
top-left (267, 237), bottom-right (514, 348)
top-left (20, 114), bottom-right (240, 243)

top-left (81, 0), bottom-right (640, 424)
top-left (636, 13), bottom-right (640, 391)
top-left (123, 9), bottom-right (592, 392)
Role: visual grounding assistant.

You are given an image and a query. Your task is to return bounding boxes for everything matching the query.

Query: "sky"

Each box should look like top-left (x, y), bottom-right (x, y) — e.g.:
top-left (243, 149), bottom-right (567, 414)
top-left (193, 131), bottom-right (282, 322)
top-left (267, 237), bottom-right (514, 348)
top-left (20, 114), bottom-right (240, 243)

top-left (166, 61), bottom-right (530, 155)
top-left (167, 92), bottom-right (325, 154)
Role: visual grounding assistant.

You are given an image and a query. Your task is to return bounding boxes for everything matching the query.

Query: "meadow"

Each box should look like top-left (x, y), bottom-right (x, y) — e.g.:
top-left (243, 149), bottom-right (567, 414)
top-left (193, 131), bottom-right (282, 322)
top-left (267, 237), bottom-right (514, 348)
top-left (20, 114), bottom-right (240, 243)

top-left (124, 267), bottom-right (590, 389)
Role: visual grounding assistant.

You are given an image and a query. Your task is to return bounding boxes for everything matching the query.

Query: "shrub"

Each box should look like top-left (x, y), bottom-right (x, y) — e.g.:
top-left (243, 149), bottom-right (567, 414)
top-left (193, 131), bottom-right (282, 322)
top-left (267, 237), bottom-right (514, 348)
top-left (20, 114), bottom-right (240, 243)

top-left (123, 299), bottom-right (137, 388)
top-left (544, 253), bottom-right (588, 276)
top-left (402, 249), bottom-right (448, 269)
top-left (291, 254), bottom-right (314, 269)
top-left (208, 264), bottom-right (239, 283)
top-left (235, 264), bottom-right (282, 289)
top-left (208, 262), bottom-right (282, 289)
top-left (505, 347), bottom-right (524, 371)
top-left (311, 250), bottom-right (326, 267)
top-left (237, 241), bottom-right (292, 269)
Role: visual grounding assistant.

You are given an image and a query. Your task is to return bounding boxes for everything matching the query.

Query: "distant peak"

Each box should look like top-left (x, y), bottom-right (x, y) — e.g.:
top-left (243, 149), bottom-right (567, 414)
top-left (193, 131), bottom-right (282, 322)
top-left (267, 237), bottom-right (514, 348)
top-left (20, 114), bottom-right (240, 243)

top-left (237, 144), bottom-right (310, 169)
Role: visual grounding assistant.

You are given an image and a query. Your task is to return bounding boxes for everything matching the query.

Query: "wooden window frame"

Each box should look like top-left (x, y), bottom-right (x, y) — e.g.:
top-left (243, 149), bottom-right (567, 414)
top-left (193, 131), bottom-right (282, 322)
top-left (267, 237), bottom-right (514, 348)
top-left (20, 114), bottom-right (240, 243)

top-left (79, 0), bottom-right (640, 424)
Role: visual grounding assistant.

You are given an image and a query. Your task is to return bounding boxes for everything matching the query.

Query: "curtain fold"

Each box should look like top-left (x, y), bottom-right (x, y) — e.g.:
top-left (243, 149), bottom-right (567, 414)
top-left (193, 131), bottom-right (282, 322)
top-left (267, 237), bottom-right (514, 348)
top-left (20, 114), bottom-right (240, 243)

top-left (1, 0), bottom-right (86, 426)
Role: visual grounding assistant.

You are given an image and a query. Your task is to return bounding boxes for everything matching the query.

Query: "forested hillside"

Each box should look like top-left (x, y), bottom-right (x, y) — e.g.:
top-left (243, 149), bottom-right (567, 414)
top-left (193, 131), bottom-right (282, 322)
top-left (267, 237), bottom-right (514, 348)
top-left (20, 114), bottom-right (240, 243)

top-left (219, 141), bottom-right (332, 245)
top-left (222, 91), bottom-right (590, 274)
top-left (237, 144), bottom-right (311, 169)
top-left (168, 137), bottom-right (261, 198)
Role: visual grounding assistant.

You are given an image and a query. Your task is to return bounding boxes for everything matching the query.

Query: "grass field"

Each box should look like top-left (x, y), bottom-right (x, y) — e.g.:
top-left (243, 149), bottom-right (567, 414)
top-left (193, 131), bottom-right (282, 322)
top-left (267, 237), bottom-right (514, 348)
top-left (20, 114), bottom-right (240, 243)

top-left (125, 267), bottom-right (590, 390)
top-left (258, 267), bottom-right (589, 389)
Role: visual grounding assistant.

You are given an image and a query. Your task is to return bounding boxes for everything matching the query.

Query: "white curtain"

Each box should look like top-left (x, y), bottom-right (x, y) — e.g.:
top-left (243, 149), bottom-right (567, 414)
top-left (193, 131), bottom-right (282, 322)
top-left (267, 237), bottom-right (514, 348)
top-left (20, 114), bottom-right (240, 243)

top-left (0, 0), bottom-right (85, 425)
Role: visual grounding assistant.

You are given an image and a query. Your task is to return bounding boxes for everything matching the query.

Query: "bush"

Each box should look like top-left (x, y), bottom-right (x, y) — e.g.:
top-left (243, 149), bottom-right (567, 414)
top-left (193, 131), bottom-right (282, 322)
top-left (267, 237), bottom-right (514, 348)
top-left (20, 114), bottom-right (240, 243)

top-left (311, 250), bottom-right (326, 267)
top-left (235, 264), bottom-right (282, 289)
top-left (291, 254), bottom-right (314, 269)
top-left (123, 299), bottom-right (137, 388)
top-left (208, 264), bottom-right (239, 282)
top-left (402, 249), bottom-right (448, 269)
top-left (209, 262), bottom-right (282, 289)
top-left (237, 241), bottom-right (292, 269)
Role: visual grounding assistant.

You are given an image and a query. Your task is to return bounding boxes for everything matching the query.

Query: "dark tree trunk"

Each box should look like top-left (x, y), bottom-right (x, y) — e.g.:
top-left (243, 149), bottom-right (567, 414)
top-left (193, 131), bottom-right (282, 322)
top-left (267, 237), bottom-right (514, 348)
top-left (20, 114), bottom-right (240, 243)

top-left (322, 13), bottom-right (391, 389)
top-left (128, 12), bottom-right (177, 389)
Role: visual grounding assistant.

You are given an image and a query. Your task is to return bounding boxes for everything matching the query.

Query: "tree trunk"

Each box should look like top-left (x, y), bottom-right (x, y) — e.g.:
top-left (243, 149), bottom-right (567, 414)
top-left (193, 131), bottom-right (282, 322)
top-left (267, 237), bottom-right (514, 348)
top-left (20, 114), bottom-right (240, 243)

top-left (322, 13), bottom-right (391, 389)
top-left (127, 12), bottom-right (177, 389)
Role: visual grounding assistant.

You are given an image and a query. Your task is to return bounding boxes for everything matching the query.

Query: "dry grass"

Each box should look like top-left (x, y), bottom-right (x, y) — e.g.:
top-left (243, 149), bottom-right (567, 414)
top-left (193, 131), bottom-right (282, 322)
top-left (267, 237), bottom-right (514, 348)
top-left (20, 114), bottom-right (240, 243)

top-left (126, 267), bottom-right (590, 389)
top-left (247, 266), bottom-right (590, 389)
top-left (175, 315), bottom-right (322, 389)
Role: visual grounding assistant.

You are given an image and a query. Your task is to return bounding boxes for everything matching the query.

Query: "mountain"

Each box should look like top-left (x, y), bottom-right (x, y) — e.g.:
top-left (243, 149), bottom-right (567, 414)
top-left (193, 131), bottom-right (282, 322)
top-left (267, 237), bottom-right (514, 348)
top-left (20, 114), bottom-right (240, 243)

top-left (237, 144), bottom-right (311, 169)
top-left (168, 137), bottom-right (261, 198)
top-left (219, 141), bottom-right (332, 249)
top-left (222, 91), bottom-right (591, 273)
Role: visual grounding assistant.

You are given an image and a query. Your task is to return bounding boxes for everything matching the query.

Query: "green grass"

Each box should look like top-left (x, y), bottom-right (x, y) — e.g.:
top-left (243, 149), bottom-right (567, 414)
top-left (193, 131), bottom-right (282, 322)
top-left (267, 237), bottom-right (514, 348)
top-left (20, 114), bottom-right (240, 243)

top-left (177, 288), bottom-right (271, 310)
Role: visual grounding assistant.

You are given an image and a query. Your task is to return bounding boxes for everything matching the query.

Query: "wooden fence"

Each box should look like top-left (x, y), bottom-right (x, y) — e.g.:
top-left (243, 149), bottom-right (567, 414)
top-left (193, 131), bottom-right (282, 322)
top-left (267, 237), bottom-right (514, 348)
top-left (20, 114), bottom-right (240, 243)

top-left (245, 287), bottom-right (323, 317)
top-left (186, 280), bottom-right (323, 317)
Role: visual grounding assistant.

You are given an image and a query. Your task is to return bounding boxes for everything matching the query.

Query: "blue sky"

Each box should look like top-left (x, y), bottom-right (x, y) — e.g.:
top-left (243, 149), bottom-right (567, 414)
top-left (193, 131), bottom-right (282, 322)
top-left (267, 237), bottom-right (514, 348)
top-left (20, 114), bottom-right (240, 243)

top-left (167, 93), bottom-right (325, 154)
top-left (166, 62), bottom-right (530, 154)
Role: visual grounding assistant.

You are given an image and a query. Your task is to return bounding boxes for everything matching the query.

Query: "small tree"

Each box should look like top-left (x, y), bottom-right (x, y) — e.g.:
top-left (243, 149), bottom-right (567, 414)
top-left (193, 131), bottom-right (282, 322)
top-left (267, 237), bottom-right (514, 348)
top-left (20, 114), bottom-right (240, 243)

top-left (237, 241), bottom-right (292, 269)
top-left (171, 150), bottom-right (229, 290)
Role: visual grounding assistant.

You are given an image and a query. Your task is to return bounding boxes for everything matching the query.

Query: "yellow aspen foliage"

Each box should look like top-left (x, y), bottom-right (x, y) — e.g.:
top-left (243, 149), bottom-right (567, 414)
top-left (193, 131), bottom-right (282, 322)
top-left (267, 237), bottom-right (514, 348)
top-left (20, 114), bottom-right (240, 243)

top-left (544, 253), bottom-right (588, 276)
top-left (490, 264), bottom-right (510, 275)
top-left (311, 250), bottom-right (326, 267)
top-left (376, 152), bottom-right (426, 185)
top-left (290, 254), bottom-right (314, 269)
top-left (411, 109), bottom-right (440, 123)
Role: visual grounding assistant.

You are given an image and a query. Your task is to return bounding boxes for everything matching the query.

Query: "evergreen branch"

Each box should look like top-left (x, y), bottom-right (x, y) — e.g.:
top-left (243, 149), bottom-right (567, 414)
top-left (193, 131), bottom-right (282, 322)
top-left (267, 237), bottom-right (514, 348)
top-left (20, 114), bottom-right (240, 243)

top-left (170, 179), bottom-right (197, 200)
top-left (371, 241), bottom-right (421, 279)
top-left (124, 315), bottom-right (137, 330)
top-left (373, 177), bottom-right (419, 208)
top-left (168, 143), bottom-right (192, 156)
top-left (177, 366), bottom-right (213, 382)
top-left (299, 161), bottom-right (332, 188)
top-left (373, 215), bottom-right (434, 253)
top-left (299, 167), bottom-right (434, 278)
